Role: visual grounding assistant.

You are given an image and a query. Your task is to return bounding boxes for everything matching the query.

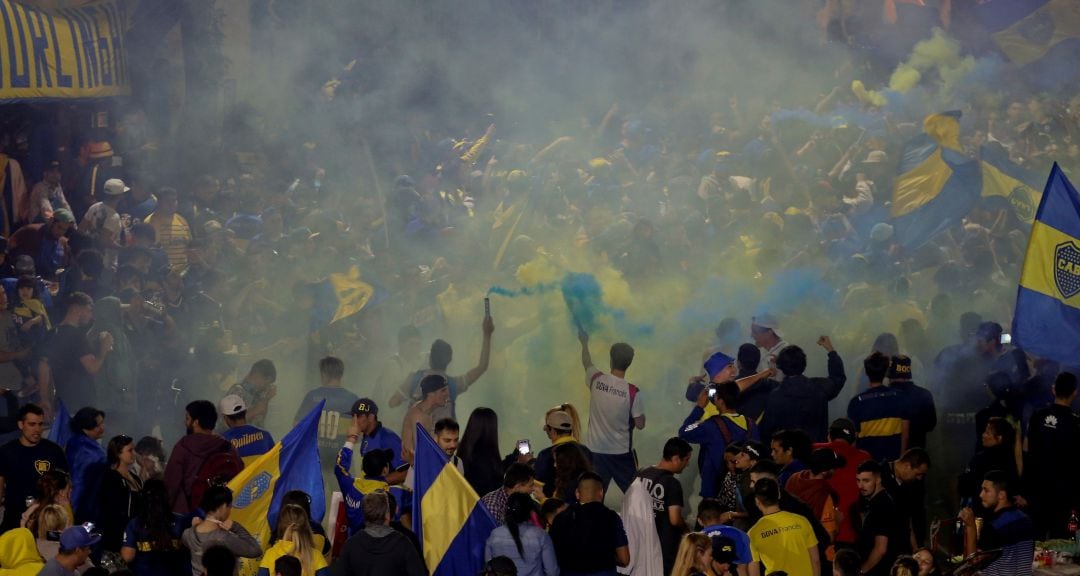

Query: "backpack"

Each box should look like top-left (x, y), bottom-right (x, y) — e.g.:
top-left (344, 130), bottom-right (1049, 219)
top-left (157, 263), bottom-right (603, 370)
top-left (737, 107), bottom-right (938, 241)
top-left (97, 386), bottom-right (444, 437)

top-left (190, 448), bottom-right (243, 509)
top-left (710, 413), bottom-right (756, 445)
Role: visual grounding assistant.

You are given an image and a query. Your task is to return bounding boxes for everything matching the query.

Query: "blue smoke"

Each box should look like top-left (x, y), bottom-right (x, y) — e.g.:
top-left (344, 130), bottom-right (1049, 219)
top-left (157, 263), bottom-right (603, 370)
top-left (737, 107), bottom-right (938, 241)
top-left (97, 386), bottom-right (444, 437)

top-left (488, 272), bottom-right (652, 336)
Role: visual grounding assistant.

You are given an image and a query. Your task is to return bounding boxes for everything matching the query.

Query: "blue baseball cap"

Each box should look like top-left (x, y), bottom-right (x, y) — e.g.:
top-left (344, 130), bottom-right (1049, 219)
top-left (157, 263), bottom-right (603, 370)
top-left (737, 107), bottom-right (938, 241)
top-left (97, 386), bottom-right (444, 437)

top-left (60, 524), bottom-right (101, 551)
top-left (704, 351), bottom-right (735, 381)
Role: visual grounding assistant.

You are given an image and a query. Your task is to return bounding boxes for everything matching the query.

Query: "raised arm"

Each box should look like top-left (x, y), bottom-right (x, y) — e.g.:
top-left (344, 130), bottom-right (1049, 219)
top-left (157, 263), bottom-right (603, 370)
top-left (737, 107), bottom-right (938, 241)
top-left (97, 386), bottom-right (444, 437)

top-left (463, 316), bottom-right (495, 387)
top-left (578, 328), bottom-right (593, 371)
top-left (817, 335), bottom-right (847, 400)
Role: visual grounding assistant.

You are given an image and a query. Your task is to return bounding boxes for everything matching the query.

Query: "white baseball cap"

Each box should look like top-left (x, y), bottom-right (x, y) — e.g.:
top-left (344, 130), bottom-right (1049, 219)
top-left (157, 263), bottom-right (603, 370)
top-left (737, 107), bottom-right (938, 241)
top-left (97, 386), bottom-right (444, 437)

top-left (103, 178), bottom-right (130, 196)
top-left (219, 394), bottom-right (247, 415)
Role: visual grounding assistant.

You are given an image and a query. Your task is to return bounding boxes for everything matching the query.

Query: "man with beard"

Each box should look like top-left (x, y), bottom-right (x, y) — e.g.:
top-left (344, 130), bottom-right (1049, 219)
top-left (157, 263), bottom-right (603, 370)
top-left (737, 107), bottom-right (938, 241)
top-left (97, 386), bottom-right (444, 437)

top-left (40, 292), bottom-right (112, 417)
top-left (164, 400), bottom-right (243, 514)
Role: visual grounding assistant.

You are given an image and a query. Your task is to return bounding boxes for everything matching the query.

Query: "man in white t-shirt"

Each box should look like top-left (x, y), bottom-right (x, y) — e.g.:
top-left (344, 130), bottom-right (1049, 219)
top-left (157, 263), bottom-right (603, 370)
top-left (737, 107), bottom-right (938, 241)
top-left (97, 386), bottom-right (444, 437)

top-left (80, 178), bottom-right (128, 259)
top-left (578, 328), bottom-right (645, 495)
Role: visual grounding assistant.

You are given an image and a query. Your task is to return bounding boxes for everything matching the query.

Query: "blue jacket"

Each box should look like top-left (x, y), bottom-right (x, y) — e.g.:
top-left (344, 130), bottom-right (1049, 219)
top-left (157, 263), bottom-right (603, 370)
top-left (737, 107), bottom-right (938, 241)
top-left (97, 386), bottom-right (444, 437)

top-left (334, 444), bottom-right (409, 533)
top-left (66, 434), bottom-right (106, 522)
top-left (760, 351), bottom-right (847, 442)
top-left (679, 407), bottom-right (758, 498)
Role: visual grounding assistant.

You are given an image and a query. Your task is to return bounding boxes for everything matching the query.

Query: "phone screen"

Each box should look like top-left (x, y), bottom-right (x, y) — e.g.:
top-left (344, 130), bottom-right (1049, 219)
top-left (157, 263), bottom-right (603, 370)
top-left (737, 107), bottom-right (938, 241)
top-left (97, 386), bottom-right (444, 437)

top-left (517, 439), bottom-right (531, 455)
top-left (1000, 333), bottom-right (1012, 345)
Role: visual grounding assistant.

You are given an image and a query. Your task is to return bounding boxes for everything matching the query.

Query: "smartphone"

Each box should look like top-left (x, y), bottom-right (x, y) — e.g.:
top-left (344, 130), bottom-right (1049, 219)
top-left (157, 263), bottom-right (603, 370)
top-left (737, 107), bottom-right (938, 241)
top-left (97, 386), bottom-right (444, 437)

top-left (484, 297), bottom-right (491, 318)
top-left (1000, 333), bottom-right (1012, 345)
top-left (517, 439), bottom-right (531, 455)
top-left (708, 386), bottom-right (717, 399)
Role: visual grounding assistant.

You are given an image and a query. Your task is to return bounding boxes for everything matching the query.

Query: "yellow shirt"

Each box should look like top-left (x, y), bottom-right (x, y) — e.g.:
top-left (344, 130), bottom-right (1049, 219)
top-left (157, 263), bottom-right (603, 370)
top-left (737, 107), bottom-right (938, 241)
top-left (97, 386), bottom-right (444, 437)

top-left (257, 539), bottom-right (328, 576)
top-left (144, 212), bottom-right (191, 270)
top-left (749, 510), bottom-right (818, 576)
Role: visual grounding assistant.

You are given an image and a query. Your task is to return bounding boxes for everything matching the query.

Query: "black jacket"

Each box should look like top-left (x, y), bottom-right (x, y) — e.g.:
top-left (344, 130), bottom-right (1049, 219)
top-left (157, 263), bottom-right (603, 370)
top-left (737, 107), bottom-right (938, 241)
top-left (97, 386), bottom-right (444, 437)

top-left (760, 351), bottom-right (847, 442)
top-left (331, 525), bottom-right (427, 576)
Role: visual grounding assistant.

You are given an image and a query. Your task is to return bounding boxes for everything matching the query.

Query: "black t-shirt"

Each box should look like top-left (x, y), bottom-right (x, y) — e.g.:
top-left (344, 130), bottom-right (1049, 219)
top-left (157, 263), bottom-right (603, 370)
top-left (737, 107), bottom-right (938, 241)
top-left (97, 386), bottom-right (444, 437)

top-left (634, 466), bottom-right (684, 574)
top-left (855, 489), bottom-right (905, 576)
top-left (1027, 404), bottom-right (1080, 479)
top-left (549, 501), bottom-right (628, 574)
top-left (0, 438), bottom-right (68, 531)
top-left (45, 324), bottom-right (95, 409)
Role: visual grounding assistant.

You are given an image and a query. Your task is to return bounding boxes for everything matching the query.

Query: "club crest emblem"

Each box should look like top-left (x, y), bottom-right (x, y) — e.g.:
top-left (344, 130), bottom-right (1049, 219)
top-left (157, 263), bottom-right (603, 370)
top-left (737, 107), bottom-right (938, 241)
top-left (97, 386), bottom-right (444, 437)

top-left (233, 471), bottom-right (273, 509)
top-left (34, 460), bottom-right (51, 474)
top-left (1055, 241), bottom-right (1080, 299)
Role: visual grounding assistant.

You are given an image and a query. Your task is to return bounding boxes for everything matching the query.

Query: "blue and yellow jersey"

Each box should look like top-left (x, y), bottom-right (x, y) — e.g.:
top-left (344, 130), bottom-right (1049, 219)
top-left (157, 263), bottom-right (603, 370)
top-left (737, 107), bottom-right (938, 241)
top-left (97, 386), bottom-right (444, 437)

top-left (221, 424), bottom-right (275, 466)
top-left (847, 386), bottom-right (906, 461)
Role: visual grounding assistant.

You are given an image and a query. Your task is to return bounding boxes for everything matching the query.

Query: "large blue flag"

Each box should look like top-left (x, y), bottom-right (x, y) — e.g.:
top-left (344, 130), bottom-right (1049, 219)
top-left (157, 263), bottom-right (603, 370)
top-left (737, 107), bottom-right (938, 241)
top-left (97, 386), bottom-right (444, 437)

top-left (1013, 163), bottom-right (1080, 365)
top-left (891, 111), bottom-right (982, 248)
top-left (227, 400), bottom-right (325, 575)
top-left (46, 400), bottom-right (71, 447)
top-left (412, 423), bottom-right (496, 576)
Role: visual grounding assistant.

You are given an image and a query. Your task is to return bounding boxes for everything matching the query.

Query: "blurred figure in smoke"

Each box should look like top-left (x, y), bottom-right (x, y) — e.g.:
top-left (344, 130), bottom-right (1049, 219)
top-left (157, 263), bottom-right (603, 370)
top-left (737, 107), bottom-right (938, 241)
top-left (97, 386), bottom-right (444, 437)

top-left (388, 315), bottom-right (494, 422)
top-left (750, 314), bottom-right (786, 369)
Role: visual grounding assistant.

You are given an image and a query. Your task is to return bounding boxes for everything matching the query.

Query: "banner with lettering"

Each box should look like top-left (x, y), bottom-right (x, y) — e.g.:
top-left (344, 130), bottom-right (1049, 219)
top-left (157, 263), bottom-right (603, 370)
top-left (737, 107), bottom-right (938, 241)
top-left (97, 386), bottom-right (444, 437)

top-left (0, 0), bottom-right (129, 101)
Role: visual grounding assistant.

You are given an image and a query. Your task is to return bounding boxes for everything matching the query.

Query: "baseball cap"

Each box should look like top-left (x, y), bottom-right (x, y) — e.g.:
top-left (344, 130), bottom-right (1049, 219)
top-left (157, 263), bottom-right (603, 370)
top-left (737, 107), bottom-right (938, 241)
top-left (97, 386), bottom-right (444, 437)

top-left (735, 440), bottom-right (765, 460)
top-left (808, 448), bottom-right (847, 474)
top-left (888, 355), bottom-right (913, 381)
top-left (103, 178), bottom-right (130, 196)
top-left (711, 535), bottom-right (739, 564)
top-left (751, 314), bottom-right (779, 332)
top-left (60, 524), bottom-right (101, 551)
top-left (53, 208), bottom-right (75, 224)
top-left (219, 394), bottom-right (246, 416)
top-left (420, 374), bottom-right (449, 396)
top-left (862, 149), bottom-right (888, 164)
top-left (829, 418), bottom-right (857, 442)
top-left (545, 410), bottom-right (573, 432)
top-left (351, 398), bottom-right (378, 416)
top-left (704, 351), bottom-right (735, 381)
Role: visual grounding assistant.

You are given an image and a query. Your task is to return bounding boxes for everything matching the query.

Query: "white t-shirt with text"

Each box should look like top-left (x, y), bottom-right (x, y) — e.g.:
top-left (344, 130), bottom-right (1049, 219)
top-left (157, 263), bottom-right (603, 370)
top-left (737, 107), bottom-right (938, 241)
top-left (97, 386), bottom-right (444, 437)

top-left (584, 366), bottom-right (644, 455)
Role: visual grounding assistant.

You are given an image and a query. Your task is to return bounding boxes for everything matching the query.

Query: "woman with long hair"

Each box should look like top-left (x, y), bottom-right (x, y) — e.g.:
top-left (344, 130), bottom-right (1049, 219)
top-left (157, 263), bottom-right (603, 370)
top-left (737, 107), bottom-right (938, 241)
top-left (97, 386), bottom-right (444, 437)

top-left (458, 407), bottom-right (505, 496)
top-left (31, 504), bottom-right (89, 573)
top-left (552, 442), bottom-right (592, 503)
top-left (21, 470), bottom-right (72, 535)
top-left (98, 435), bottom-right (144, 553)
top-left (670, 533), bottom-right (713, 576)
top-left (258, 504), bottom-right (329, 576)
top-left (121, 479), bottom-right (185, 576)
top-left (484, 493), bottom-right (557, 576)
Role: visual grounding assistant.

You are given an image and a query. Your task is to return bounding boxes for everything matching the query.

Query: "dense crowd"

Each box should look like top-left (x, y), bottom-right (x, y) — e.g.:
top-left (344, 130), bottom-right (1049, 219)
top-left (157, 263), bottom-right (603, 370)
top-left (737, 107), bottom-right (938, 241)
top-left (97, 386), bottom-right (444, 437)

top-left (0, 2), bottom-right (1079, 576)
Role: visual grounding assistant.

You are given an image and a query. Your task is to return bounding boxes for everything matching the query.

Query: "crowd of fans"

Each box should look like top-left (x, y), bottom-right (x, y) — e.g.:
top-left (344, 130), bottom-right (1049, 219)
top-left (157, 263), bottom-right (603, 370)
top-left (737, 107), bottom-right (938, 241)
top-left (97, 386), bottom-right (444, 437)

top-left (0, 2), bottom-right (1078, 576)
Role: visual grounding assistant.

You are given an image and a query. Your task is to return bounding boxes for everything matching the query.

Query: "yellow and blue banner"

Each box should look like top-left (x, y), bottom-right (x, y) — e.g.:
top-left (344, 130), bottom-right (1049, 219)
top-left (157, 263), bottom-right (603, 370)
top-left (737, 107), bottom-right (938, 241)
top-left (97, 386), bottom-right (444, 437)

top-left (980, 143), bottom-right (1044, 224)
top-left (891, 111), bottom-right (982, 248)
top-left (412, 422), bottom-right (495, 576)
top-left (1013, 163), bottom-right (1080, 365)
top-left (976, 0), bottom-right (1080, 67)
top-left (311, 265), bottom-right (376, 327)
top-left (0, 0), bottom-right (130, 101)
top-left (228, 400), bottom-right (325, 575)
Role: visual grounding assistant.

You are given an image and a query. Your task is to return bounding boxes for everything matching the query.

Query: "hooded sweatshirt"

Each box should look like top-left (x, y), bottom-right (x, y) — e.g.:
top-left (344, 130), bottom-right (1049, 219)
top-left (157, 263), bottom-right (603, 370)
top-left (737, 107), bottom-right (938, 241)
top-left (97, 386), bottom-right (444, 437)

top-left (164, 433), bottom-right (242, 514)
top-left (331, 525), bottom-right (425, 576)
top-left (0, 528), bottom-right (44, 576)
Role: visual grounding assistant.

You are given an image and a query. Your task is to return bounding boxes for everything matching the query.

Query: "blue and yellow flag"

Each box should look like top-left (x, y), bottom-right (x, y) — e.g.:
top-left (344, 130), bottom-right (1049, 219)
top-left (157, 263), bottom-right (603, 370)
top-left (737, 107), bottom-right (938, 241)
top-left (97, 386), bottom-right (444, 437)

top-left (980, 143), bottom-right (1044, 224)
top-left (976, 0), bottom-right (1080, 66)
top-left (228, 401), bottom-right (325, 575)
top-left (1013, 163), bottom-right (1080, 364)
top-left (46, 400), bottom-right (71, 447)
top-left (412, 423), bottom-right (496, 576)
top-left (891, 111), bottom-right (982, 248)
top-left (311, 266), bottom-right (376, 327)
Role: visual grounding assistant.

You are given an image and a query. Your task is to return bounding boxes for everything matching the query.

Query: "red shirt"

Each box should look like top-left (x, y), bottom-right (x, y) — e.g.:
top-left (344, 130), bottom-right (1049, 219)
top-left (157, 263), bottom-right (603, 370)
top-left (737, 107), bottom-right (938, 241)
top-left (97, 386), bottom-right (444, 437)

top-left (815, 439), bottom-right (871, 544)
